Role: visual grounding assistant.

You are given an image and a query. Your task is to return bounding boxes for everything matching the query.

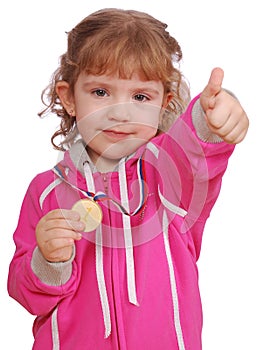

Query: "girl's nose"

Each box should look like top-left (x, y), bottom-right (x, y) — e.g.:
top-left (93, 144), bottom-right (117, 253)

top-left (107, 102), bottom-right (132, 122)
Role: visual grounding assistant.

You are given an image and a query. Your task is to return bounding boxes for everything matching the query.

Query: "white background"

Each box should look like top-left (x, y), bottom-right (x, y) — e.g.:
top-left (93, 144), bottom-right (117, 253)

top-left (1, 0), bottom-right (263, 349)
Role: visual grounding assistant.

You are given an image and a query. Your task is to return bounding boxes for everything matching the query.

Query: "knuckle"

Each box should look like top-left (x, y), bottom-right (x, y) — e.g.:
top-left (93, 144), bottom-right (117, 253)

top-left (46, 240), bottom-right (56, 252)
top-left (210, 116), bottom-right (223, 129)
top-left (50, 247), bottom-right (73, 262)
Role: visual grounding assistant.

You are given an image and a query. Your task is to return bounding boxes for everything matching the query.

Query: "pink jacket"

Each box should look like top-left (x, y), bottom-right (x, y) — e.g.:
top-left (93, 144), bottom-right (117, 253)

top-left (8, 96), bottom-right (235, 350)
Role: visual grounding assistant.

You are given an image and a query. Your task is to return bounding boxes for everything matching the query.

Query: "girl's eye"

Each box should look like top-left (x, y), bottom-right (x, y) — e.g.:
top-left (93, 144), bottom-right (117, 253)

top-left (133, 94), bottom-right (149, 102)
top-left (92, 89), bottom-right (108, 97)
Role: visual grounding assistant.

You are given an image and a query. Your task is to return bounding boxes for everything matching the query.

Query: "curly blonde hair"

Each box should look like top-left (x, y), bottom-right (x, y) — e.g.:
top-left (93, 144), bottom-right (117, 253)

top-left (39, 8), bottom-right (190, 150)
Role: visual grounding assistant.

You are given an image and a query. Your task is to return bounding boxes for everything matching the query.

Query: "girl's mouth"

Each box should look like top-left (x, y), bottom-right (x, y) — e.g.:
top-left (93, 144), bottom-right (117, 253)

top-left (103, 129), bottom-right (132, 140)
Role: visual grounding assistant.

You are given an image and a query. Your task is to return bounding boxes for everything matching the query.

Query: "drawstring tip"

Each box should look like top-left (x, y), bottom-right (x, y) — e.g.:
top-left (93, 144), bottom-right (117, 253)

top-left (129, 297), bottom-right (139, 307)
top-left (104, 329), bottom-right (111, 339)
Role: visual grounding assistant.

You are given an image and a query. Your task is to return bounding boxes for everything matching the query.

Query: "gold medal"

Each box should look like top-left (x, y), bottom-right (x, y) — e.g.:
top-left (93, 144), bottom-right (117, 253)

top-left (72, 199), bottom-right (103, 232)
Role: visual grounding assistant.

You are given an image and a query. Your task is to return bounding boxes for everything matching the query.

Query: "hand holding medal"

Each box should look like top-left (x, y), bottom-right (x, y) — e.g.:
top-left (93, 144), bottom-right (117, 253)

top-left (35, 209), bottom-right (84, 263)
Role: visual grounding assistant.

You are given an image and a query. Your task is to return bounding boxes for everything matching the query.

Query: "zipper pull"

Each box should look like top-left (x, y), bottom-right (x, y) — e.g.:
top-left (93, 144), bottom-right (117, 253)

top-left (102, 173), bottom-right (108, 194)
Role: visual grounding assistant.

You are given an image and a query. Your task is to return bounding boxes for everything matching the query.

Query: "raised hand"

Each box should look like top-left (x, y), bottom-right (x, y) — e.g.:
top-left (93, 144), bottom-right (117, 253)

top-left (36, 209), bottom-right (84, 262)
top-left (200, 67), bottom-right (249, 144)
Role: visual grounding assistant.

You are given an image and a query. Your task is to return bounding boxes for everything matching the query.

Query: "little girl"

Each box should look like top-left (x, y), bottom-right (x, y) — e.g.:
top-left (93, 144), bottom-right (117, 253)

top-left (8, 8), bottom-right (249, 350)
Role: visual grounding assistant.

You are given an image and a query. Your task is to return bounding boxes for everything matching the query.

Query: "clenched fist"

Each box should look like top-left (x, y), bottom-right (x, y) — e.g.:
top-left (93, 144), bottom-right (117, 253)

top-left (36, 209), bottom-right (84, 262)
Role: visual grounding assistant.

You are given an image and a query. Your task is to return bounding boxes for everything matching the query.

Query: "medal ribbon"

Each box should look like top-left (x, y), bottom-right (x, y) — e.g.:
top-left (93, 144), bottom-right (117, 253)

top-left (53, 156), bottom-right (147, 216)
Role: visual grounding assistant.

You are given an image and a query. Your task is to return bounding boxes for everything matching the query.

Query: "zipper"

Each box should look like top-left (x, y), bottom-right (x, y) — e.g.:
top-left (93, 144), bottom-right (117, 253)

top-left (102, 173), bottom-right (109, 195)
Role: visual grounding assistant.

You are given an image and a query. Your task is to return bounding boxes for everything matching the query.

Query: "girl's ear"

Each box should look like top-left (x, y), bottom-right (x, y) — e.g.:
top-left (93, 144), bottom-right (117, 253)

top-left (162, 92), bottom-right (173, 108)
top-left (56, 81), bottom-right (76, 116)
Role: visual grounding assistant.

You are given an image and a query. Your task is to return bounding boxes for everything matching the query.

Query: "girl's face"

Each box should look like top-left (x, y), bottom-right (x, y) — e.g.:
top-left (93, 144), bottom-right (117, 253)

top-left (57, 72), bottom-right (171, 171)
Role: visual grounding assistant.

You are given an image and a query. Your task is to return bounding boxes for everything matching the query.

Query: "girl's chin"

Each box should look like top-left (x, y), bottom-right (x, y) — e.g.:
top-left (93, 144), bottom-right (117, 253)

top-left (103, 141), bottom-right (145, 158)
top-left (94, 140), bottom-right (146, 158)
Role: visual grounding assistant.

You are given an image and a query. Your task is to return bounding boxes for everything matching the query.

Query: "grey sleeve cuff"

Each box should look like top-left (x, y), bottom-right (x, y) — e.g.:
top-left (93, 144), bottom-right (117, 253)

top-left (31, 246), bottom-right (75, 286)
top-left (192, 99), bottom-right (223, 143)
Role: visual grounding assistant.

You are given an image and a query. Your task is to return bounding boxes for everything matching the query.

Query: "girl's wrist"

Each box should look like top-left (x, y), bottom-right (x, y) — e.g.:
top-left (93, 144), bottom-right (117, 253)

top-left (31, 246), bottom-right (75, 286)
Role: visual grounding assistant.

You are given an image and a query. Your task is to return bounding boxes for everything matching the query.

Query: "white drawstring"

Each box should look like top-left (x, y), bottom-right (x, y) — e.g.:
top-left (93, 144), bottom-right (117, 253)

top-left (162, 211), bottom-right (186, 350)
top-left (158, 186), bottom-right (187, 218)
top-left (83, 162), bottom-right (111, 338)
top-left (118, 158), bottom-right (138, 306)
top-left (95, 224), bottom-right (111, 338)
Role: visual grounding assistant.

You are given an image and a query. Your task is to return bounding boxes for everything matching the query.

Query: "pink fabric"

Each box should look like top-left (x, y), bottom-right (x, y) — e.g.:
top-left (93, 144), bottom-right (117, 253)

top-left (8, 95), bottom-right (235, 349)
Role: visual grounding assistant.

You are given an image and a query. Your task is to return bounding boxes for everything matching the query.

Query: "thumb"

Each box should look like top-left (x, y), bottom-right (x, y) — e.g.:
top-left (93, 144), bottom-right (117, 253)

top-left (200, 67), bottom-right (224, 111)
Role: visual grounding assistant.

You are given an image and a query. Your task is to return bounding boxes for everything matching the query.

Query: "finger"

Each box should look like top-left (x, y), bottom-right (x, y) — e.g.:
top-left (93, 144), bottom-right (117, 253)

top-left (220, 119), bottom-right (249, 144)
top-left (207, 114), bottom-right (239, 140)
top-left (44, 209), bottom-right (81, 221)
top-left (45, 242), bottom-right (74, 262)
top-left (205, 97), bottom-right (236, 130)
top-left (208, 110), bottom-right (249, 144)
top-left (43, 218), bottom-right (85, 233)
top-left (203, 67), bottom-right (224, 99)
top-left (40, 227), bottom-right (83, 241)
top-left (46, 237), bottom-right (75, 251)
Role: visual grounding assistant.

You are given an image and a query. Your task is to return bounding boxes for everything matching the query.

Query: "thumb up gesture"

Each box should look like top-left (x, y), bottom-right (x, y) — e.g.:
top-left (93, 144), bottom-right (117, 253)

top-left (200, 68), bottom-right (249, 144)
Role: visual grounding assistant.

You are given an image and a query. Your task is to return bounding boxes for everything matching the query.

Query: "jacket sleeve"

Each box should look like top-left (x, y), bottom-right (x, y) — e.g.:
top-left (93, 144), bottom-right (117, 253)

top-left (158, 94), bottom-right (235, 260)
top-left (7, 172), bottom-right (78, 316)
